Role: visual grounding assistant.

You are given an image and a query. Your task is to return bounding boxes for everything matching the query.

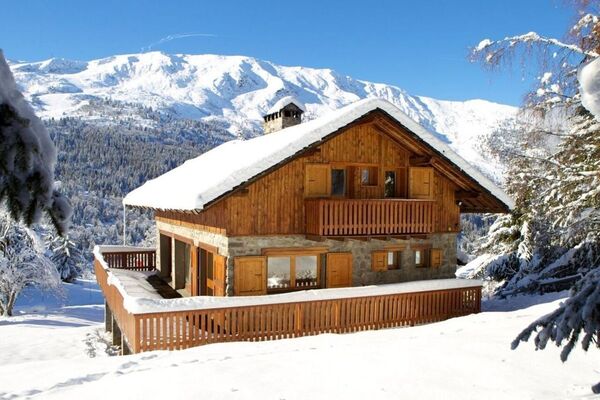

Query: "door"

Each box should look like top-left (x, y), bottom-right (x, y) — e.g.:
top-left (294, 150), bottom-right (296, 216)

top-left (305, 164), bottom-right (330, 197)
top-left (234, 256), bottom-right (267, 296)
top-left (326, 253), bottom-right (353, 288)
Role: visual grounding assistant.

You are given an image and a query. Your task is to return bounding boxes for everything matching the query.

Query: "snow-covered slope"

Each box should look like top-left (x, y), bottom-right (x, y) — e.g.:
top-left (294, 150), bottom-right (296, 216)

top-left (9, 51), bottom-right (517, 178)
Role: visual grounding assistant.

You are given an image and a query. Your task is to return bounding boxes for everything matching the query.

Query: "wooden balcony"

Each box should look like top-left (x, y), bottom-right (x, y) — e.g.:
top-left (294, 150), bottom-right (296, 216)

top-left (305, 198), bottom-right (436, 237)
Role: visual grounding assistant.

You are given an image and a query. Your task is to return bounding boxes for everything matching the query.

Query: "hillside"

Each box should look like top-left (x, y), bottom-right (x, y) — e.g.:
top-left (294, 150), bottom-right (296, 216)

top-left (10, 52), bottom-right (516, 180)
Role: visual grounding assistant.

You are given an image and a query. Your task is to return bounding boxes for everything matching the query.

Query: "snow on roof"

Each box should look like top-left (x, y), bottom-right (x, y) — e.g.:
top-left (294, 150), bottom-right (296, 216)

top-left (123, 98), bottom-right (514, 211)
top-left (266, 95), bottom-right (306, 114)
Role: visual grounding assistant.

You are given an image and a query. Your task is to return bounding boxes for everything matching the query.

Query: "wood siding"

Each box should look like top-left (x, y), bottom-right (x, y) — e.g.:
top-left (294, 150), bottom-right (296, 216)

top-left (156, 118), bottom-right (461, 236)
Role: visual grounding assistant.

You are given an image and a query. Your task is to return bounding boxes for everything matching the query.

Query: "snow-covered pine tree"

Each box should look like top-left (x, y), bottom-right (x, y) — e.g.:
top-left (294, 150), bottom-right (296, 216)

top-left (470, 2), bottom-right (600, 391)
top-left (0, 211), bottom-right (61, 316)
top-left (0, 51), bottom-right (71, 234)
top-left (46, 234), bottom-right (83, 282)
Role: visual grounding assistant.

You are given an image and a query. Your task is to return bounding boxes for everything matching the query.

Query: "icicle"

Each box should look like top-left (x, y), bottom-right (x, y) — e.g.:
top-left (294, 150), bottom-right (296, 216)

top-left (123, 204), bottom-right (127, 246)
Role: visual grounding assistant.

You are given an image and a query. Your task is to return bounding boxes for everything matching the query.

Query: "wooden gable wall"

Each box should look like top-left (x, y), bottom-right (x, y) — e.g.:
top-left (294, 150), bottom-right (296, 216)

top-left (157, 116), bottom-right (461, 236)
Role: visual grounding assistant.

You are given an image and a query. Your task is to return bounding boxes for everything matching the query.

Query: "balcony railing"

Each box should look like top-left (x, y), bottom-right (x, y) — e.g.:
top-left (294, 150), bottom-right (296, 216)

top-left (305, 198), bottom-right (436, 237)
top-left (101, 246), bottom-right (156, 271)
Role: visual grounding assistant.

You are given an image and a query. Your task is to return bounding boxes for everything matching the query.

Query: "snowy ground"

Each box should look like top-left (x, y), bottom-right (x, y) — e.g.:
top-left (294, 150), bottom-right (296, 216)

top-left (0, 282), bottom-right (598, 399)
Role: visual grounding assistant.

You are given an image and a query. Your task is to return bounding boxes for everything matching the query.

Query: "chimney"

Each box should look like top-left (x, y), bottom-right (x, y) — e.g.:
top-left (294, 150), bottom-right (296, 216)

top-left (263, 96), bottom-right (305, 134)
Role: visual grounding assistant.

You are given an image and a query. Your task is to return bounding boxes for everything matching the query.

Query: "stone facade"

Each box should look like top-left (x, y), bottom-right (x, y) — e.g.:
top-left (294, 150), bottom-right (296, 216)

top-left (156, 219), bottom-right (457, 297)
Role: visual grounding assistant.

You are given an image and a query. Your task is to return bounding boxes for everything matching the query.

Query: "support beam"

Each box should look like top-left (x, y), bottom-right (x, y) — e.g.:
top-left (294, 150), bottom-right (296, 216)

top-left (409, 156), bottom-right (433, 166)
top-left (104, 301), bottom-right (113, 333)
top-left (456, 190), bottom-right (481, 200)
top-left (111, 316), bottom-right (122, 347)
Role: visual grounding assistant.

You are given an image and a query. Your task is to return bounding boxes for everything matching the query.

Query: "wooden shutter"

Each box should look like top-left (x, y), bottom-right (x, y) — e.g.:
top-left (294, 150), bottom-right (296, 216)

top-left (430, 248), bottom-right (442, 268)
top-left (408, 167), bottom-right (434, 199)
top-left (371, 251), bottom-right (388, 271)
top-left (305, 164), bottom-right (331, 197)
top-left (326, 253), bottom-right (353, 288)
top-left (212, 255), bottom-right (227, 296)
top-left (234, 256), bottom-right (267, 296)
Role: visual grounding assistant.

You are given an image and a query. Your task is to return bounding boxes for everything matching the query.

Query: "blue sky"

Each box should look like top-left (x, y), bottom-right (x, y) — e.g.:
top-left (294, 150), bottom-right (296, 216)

top-left (1, 0), bottom-right (573, 106)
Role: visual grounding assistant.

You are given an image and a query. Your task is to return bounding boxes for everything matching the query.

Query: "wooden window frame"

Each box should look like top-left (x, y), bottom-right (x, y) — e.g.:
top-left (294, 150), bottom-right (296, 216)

top-left (360, 166), bottom-right (378, 187)
top-left (372, 248), bottom-right (403, 271)
top-left (262, 249), bottom-right (323, 293)
top-left (330, 167), bottom-right (347, 198)
top-left (413, 247), bottom-right (431, 268)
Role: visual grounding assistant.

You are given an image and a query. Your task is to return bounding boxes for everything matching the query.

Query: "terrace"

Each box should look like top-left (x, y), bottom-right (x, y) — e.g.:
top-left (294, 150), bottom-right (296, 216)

top-left (95, 246), bottom-right (482, 354)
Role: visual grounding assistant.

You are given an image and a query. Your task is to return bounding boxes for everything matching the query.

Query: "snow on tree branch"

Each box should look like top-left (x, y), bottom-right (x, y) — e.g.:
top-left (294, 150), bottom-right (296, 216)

top-left (0, 50), bottom-right (72, 234)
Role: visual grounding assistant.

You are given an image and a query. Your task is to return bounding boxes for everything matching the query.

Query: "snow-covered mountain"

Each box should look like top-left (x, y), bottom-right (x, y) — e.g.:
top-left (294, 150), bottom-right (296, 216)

top-left (9, 51), bottom-right (517, 179)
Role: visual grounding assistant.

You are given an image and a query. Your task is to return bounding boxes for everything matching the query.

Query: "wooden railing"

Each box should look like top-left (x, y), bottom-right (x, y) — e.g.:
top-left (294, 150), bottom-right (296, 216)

top-left (95, 257), bottom-right (139, 352)
top-left (102, 250), bottom-right (156, 271)
top-left (95, 248), bottom-right (481, 354)
top-left (305, 198), bottom-right (436, 236)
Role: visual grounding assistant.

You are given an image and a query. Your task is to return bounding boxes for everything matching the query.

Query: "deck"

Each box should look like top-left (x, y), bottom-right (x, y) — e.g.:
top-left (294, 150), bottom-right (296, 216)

top-left (95, 246), bottom-right (482, 354)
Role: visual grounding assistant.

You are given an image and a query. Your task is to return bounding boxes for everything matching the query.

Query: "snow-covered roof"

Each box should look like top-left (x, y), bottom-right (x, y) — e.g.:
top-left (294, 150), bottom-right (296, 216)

top-left (266, 95), bottom-right (306, 114)
top-left (123, 98), bottom-right (514, 211)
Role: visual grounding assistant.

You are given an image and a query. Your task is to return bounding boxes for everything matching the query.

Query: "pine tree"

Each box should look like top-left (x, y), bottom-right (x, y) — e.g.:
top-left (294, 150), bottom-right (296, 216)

top-left (47, 234), bottom-right (83, 282)
top-left (0, 51), bottom-right (71, 234)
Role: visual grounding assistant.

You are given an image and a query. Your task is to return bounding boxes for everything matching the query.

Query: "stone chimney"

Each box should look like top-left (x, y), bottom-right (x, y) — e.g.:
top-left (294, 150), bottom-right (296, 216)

top-left (263, 96), bottom-right (305, 134)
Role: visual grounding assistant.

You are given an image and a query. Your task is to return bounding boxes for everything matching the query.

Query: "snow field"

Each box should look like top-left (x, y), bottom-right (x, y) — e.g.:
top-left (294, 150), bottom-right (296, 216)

top-left (0, 283), bottom-right (598, 399)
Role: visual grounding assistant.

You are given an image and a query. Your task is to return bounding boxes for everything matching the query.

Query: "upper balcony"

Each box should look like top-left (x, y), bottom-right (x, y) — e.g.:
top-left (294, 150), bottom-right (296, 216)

top-left (305, 198), bottom-right (436, 237)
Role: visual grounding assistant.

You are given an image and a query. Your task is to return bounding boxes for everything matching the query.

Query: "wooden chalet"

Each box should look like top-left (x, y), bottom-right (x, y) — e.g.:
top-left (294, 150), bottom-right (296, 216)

top-left (96, 97), bottom-right (512, 353)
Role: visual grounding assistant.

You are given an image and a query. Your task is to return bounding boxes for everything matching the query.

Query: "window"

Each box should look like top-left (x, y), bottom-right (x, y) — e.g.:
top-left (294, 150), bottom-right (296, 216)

top-left (371, 249), bottom-right (402, 271)
top-left (386, 251), bottom-right (401, 270)
top-left (331, 168), bottom-right (346, 196)
top-left (384, 171), bottom-right (396, 198)
top-left (267, 254), bottom-right (319, 291)
top-left (414, 248), bottom-right (429, 268)
top-left (361, 166), bottom-right (378, 186)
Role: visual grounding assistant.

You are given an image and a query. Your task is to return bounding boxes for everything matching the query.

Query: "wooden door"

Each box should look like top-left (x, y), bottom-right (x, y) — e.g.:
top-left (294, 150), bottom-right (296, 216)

top-left (234, 256), bottom-right (267, 296)
top-left (326, 253), bottom-right (353, 288)
top-left (305, 164), bottom-right (330, 197)
top-left (408, 167), bottom-right (434, 199)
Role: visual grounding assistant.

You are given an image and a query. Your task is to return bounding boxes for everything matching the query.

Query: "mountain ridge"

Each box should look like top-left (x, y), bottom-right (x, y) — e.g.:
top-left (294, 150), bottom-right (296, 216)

top-left (9, 51), bottom-right (517, 179)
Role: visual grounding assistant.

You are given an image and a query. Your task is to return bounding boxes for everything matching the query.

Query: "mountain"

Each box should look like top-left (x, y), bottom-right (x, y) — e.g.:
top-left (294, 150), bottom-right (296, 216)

top-left (9, 51), bottom-right (517, 180)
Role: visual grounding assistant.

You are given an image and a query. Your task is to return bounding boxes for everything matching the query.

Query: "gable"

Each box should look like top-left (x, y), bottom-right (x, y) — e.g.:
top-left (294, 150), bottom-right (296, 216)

top-left (124, 98), bottom-right (513, 214)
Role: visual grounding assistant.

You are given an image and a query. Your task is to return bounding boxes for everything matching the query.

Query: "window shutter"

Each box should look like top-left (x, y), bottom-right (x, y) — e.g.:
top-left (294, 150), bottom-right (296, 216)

top-left (305, 164), bottom-right (331, 197)
top-left (430, 248), bottom-right (442, 268)
top-left (213, 255), bottom-right (227, 296)
top-left (408, 167), bottom-right (434, 199)
top-left (234, 256), bottom-right (267, 296)
top-left (371, 251), bottom-right (387, 271)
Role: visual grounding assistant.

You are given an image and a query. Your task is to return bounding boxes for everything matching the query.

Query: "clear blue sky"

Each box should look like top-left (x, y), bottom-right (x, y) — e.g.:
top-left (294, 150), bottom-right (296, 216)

top-left (1, 0), bottom-right (573, 106)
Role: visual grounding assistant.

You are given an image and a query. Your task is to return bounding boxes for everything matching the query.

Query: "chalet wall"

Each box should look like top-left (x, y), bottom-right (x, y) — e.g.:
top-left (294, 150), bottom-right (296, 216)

top-left (227, 233), bottom-right (457, 296)
top-left (156, 119), bottom-right (461, 237)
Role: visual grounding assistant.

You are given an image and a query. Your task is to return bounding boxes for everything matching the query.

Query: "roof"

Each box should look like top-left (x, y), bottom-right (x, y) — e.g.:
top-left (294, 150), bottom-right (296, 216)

top-left (266, 95), bottom-right (306, 115)
top-left (123, 98), bottom-right (515, 212)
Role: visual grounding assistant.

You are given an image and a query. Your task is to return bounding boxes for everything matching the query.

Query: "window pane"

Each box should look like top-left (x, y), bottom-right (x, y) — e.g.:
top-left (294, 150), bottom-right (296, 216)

top-left (415, 250), bottom-right (422, 265)
top-left (295, 255), bottom-right (318, 288)
top-left (384, 171), bottom-right (396, 198)
top-left (331, 169), bottom-right (346, 196)
top-left (361, 169), bottom-right (370, 185)
top-left (387, 251), bottom-right (394, 266)
top-left (267, 257), bottom-right (291, 289)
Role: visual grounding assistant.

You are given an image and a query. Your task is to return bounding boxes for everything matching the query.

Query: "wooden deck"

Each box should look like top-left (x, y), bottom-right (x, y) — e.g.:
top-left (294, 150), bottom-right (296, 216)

top-left (96, 247), bottom-right (481, 354)
top-left (305, 198), bottom-right (437, 236)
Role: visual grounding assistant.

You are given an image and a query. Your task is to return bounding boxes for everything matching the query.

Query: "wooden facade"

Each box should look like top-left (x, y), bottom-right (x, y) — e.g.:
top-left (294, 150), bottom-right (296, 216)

top-left (153, 111), bottom-right (489, 238)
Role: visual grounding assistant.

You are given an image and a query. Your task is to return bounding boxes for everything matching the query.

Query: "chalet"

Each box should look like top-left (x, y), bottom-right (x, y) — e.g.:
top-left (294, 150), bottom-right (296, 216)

top-left (95, 97), bottom-right (512, 353)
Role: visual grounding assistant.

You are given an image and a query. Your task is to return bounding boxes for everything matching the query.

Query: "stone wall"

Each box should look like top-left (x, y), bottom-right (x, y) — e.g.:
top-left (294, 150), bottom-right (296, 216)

top-left (156, 219), bottom-right (457, 297)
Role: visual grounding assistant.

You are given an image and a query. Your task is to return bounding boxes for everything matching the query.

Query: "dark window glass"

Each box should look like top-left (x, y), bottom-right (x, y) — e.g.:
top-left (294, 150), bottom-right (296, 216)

top-left (384, 171), bottom-right (396, 198)
top-left (331, 169), bottom-right (346, 196)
